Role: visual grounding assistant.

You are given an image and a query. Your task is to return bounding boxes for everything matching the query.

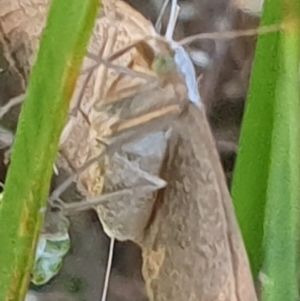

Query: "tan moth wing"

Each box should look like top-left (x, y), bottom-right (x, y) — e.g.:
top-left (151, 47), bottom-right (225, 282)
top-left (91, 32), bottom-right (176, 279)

top-left (58, 0), bottom-right (187, 241)
top-left (0, 0), bottom-right (258, 300)
top-left (58, 1), bottom-right (257, 301)
top-left (141, 103), bottom-right (257, 301)
top-left (59, 0), bottom-right (157, 191)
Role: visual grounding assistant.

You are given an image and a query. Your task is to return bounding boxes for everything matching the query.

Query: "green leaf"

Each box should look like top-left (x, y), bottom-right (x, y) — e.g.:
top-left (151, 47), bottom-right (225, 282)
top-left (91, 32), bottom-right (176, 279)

top-left (231, 2), bottom-right (300, 301)
top-left (261, 2), bottom-right (300, 301)
top-left (0, 0), bottom-right (99, 300)
top-left (231, 0), bottom-right (283, 277)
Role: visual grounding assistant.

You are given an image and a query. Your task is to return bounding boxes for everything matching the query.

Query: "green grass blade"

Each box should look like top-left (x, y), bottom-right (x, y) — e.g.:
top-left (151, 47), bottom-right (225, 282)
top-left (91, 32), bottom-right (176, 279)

top-left (0, 0), bottom-right (98, 300)
top-left (232, 1), bottom-right (300, 298)
top-left (231, 0), bottom-right (283, 276)
top-left (261, 2), bottom-right (300, 300)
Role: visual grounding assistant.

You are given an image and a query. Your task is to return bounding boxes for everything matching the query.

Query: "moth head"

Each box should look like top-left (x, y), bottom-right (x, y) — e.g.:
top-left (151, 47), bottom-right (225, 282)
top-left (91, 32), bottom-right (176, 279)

top-left (151, 52), bottom-right (176, 76)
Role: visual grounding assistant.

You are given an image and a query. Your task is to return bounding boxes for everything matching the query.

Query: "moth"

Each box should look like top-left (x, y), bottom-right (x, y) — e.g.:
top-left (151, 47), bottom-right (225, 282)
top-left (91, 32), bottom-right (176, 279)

top-left (54, 1), bottom-right (259, 301)
top-left (0, 0), bottom-right (259, 300)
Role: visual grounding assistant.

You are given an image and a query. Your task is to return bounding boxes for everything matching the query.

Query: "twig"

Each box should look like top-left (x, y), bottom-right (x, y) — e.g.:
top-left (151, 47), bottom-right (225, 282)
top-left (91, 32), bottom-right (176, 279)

top-left (165, 0), bottom-right (179, 40)
top-left (101, 238), bottom-right (115, 301)
top-left (69, 65), bottom-right (94, 117)
top-left (0, 125), bottom-right (14, 149)
top-left (179, 24), bottom-right (282, 45)
top-left (0, 94), bottom-right (25, 119)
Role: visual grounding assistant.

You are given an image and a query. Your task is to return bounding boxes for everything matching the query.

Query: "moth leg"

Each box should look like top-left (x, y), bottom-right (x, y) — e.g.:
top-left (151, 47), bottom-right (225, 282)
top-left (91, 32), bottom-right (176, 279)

top-left (53, 188), bottom-right (148, 214)
top-left (49, 102), bottom-right (178, 205)
top-left (70, 26), bottom-right (118, 118)
top-left (54, 151), bottom-right (167, 242)
top-left (111, 104), bottom-right (181, 136)
top-left (52, 156), bottom-right (166, 214)
top-left (84, 52), bottom-right (157, 84)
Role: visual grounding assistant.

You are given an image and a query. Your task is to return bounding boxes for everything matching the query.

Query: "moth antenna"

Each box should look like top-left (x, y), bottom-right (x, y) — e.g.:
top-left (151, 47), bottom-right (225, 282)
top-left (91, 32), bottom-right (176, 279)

top-left (84, 52), bottom-right (156, 83)
top-left (165, 0), bottom-right (180, 40)
top-left (155, 0), bottom-right (170, 33)
top-left (101, 238), bottom-right (115, 301)
top-left (179, 23), bottom-right (281, 45)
